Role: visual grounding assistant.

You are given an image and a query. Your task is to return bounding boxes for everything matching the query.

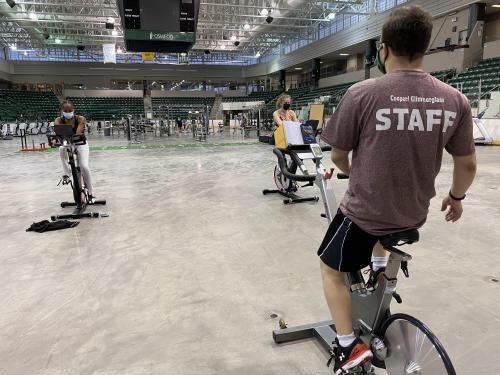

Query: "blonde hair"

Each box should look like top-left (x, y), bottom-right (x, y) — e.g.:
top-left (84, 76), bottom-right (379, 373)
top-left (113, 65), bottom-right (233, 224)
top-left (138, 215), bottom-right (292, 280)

top-left (276, 94), bottom-right (291, 109)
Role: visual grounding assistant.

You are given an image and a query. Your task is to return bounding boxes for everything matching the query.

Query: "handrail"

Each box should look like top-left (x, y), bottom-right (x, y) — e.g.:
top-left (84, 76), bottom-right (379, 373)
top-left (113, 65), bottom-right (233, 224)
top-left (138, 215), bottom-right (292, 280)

top-left (469, 81), bottom-right (500, 104)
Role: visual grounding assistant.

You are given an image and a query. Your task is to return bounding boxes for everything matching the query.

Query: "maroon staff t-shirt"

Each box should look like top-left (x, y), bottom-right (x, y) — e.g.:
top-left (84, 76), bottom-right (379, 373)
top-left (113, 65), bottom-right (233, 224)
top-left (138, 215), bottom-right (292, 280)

top-left (321, 70), bottom-right (475, 235)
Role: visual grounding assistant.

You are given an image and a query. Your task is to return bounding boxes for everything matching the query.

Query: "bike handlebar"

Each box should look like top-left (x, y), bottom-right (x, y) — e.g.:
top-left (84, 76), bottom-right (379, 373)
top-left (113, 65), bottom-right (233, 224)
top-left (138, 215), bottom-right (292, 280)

top-left (47, 134), bottom-right (86, 147)
top-left (273, 148), bottom-right (316, 182)
top-left (272, 147), bottom-right (350, 183)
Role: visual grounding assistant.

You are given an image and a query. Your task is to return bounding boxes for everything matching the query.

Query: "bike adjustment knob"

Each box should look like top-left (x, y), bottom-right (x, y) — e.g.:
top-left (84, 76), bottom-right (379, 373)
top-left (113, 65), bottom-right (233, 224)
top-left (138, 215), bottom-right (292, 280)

top-left (392, 292), bottom-right (403, 304)
top-left (401, 261), bottom-right (410, 278)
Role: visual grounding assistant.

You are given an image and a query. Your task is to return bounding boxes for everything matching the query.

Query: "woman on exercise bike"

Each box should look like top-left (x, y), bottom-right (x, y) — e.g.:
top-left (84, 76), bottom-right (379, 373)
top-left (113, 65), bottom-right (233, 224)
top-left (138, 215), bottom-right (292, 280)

top-left (53, 100), bottom-right (96, 201)
top-left (273, 94), bottom-right (297, 128)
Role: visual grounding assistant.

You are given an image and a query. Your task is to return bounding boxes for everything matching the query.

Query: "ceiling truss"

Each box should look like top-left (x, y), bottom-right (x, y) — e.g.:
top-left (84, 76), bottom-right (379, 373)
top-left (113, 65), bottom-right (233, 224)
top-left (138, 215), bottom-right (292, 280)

top-left (0, 0), bottom-right (372, 60)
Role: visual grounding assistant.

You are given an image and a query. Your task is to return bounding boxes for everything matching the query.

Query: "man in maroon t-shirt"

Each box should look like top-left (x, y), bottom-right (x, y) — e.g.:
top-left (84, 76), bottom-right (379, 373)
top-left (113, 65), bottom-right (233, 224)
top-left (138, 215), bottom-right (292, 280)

top-left (318, 6), bottom-right (477, 373)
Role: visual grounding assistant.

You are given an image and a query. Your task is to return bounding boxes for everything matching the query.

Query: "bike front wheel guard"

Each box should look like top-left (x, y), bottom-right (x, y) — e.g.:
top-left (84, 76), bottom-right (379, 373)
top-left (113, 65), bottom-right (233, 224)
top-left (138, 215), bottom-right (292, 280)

top-left (380, 313), bottom-right (456, 375)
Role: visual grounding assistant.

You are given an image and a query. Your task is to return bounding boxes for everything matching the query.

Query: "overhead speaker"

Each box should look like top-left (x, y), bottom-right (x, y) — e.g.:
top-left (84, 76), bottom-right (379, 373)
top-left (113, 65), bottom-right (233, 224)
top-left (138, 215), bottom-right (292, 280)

top-left (6, 0), bottom-right (16, 8)
top-left (204, 49), bottom-right (210, 54)
top-left (266, 16), bottom-right (273, 24)
top-left (105, 22), bottom-right (115, 30)
top-left (43, 32), bottom-right (50, 40)
top-left (77, 45), bottom-right (85, 51)
top-left (233, 41), bottom-right (240, 47)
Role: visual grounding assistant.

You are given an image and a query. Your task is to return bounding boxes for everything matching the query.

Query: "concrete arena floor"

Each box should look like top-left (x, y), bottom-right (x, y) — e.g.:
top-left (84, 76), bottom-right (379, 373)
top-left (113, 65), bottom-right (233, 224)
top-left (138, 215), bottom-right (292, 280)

top-left (0, 132), bottom-right (499, 375)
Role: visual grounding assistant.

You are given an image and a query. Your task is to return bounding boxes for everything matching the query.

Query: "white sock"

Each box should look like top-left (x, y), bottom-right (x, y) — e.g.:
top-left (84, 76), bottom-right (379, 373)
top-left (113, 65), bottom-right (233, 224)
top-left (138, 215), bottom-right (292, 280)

top-left (337, 332), bottom-right (356, 348)
top-left (372, 256), bottom-right (387, 272)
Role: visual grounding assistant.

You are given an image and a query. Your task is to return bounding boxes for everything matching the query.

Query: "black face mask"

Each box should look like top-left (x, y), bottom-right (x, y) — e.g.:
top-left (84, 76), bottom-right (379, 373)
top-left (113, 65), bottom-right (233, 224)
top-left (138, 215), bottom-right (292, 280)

top-left (283, 103), bottom-right (290, 110)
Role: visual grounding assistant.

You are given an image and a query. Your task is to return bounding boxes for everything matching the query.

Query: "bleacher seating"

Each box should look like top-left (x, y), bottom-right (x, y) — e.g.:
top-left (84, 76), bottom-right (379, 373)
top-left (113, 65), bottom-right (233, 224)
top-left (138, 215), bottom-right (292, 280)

top-left (221, 91), bottom-right (280, 103)
top-left (448, 57), bottom-right (500, 105)
top-left (289, 82), bottom-right (355, 111)
top-left (152, 97), bottom-right (215, 118)
top-left (279, 68), bottom-right (464, 113)
top-left (248, 90), bottom-right (281, 102)
top-left (286, 86), bottom-right (311, 100)
top-left (430, 69), bottom-right (456, 82)
top-left (66, 96), bottom-right (144, 120)
top-left (221, 96), bottom-right (250, 103)
top-left (0, 90), bottom-right (59, 121)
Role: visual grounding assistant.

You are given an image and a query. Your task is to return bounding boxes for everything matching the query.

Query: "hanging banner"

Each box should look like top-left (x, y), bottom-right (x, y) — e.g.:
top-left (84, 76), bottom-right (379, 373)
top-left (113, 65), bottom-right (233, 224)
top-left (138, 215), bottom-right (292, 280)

top-left (102, 43), bottom-right (116, 64)
top-left (142, 52), bottom-right (155, 61)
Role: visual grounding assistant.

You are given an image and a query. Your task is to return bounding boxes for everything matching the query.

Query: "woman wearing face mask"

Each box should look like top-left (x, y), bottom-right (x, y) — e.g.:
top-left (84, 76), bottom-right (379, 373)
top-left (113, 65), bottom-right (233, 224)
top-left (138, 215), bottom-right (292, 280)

top-left (54, 100), bottom-right (95, 201)
top-left (273, 94), bottom-right (297, 128)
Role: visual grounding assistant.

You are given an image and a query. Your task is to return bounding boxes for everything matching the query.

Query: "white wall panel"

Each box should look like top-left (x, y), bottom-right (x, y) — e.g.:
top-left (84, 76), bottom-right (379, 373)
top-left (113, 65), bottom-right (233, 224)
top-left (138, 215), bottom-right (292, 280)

top-left (10, 61), bottom-right (245, 82)
top-left (64, 89), bottom-right (143, 97)
top-left (483, 40), bottom-right (500, 59)
top-left (319, 70), bottom-right (365, 87)
top-left (151, 91), bottom-right (215, 97)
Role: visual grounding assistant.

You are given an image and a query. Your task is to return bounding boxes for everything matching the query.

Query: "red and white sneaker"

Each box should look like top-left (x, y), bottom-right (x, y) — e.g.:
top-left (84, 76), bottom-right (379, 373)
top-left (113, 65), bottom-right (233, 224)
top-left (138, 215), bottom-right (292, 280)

top-left (332, 337), bottom-right (373, 374)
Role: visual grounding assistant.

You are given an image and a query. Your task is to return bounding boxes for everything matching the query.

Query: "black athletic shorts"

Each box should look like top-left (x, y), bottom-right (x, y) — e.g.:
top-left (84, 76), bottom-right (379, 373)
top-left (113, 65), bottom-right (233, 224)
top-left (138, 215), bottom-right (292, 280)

top-left (317, 209), bottom-right (379, 272)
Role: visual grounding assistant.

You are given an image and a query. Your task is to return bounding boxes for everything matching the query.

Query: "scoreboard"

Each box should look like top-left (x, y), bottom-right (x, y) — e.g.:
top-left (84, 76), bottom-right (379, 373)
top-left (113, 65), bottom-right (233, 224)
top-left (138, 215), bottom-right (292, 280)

top-left (118, 0), bottom-right (199, 53)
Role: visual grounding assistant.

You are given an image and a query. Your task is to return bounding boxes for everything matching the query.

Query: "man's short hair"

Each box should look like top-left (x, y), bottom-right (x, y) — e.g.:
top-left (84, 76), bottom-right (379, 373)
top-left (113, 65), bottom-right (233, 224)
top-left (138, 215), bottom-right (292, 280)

top-left (381, 5), bottom-right (433, 60)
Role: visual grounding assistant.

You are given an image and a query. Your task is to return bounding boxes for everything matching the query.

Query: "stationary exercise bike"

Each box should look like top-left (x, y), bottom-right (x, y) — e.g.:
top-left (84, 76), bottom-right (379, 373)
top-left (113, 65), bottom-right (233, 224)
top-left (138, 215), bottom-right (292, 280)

top-left (263, 120), bottom-right (326, 205)
top-left (272, 144), bottom-right (456, 375)
top-left (48, 126), bottom-right (107, 221)
top-left (262, 144), bottom-right (330, 204)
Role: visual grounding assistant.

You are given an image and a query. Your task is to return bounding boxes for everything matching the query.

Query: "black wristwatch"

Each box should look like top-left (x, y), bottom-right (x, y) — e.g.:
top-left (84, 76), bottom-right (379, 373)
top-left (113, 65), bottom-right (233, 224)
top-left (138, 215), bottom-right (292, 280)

top-left (449, 190), bottom-right (466, 201)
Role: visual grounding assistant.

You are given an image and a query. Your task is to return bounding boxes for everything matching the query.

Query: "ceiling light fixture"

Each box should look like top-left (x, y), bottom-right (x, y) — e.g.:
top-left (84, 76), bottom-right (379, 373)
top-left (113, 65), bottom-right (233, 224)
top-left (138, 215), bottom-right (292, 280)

top-left (10, 44), bottom-right (17, 50)
top-left (327, 12), bottom-right (336, 20)
top-left (23, 51), bottom-right (27, 56)
top-left (117, 47), bottom-right (123, 53)
top-left (294, 67), bottom-right (303, 70)
top-left (243, 23), bottom-right (250, 30)
top-left (220, 44), bottom-right (226, 49)
top-left (6, 0), bottom-right (16, 8)
top-left (29, 12), bottom-right (37, 20)
top-left (230, 35), bottom-right (237, 41)
top-left (261, 8), bottom-right (269, 16)
top-left (112, 30), bottom-right (118, 36)
top-left (255, 52), bottom-right (261, 58)
top-left (55, 38), bottom-right (61, 44)
top-left (107, 17), bottom-right (115, 24)
top-left (339, 53), bottom-right (349, 56)
top-left (492, 4), bottom-right (500, 7)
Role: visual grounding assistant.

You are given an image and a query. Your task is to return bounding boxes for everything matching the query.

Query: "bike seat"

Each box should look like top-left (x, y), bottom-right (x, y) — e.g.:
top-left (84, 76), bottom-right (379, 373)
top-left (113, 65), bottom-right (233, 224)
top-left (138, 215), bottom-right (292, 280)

top-left (380, 229), bottom-right (419, 247)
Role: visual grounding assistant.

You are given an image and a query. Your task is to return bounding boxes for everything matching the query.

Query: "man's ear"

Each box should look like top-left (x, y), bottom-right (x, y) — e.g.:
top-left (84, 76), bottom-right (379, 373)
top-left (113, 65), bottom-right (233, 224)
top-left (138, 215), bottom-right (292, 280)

top-left (382, 44), bottom-right (389, 62)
